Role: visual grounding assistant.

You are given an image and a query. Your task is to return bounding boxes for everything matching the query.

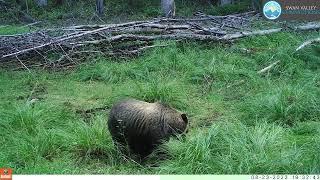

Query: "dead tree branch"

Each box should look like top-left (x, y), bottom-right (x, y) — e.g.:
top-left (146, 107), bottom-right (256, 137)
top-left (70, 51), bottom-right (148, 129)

top-left (1, 11), bottom-right (320, 70)
top-left (296, 37), bottom-right (320, 51)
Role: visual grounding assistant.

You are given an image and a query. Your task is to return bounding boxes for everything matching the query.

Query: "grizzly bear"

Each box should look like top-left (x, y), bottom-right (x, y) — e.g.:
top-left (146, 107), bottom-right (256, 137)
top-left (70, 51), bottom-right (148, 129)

top-left (108, 99), bottom-right (188, 158)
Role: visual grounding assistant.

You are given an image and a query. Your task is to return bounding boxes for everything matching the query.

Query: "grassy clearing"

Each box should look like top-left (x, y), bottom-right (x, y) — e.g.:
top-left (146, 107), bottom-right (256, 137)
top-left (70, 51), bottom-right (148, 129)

top-left (0, 31), bottom-right (319, 174)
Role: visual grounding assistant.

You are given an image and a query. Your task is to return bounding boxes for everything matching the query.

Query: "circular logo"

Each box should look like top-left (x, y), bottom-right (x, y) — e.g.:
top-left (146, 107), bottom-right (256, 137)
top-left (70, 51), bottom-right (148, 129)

top-left (263, 1), bottom-right (282, 20)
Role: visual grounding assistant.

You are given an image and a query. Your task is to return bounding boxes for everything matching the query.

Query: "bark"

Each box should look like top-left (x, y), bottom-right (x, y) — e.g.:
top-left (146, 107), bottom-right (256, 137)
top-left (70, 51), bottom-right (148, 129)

top-left (35, 0), bottom-right (47, 7)
top-left (1, 12), bottom-right (319, 70)
top-left (251, 0), bottom-right (261, 11)
top-left (55, 0), bottom-right (63, 6)
top-left (219, 0), bottom-right (233, 6)
top-left (257, 61), bottom-right (280, 74)
top-left (296, 38), bottom-right (320, 51)
top-left (96, 0), bottom-right (104, 16)
top-left (161, 0), bottom-right (175, 17)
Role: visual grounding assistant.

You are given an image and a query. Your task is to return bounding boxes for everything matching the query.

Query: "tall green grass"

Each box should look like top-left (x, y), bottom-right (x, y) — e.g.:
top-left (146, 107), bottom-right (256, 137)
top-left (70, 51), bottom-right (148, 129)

top-left (0, 25), bottom-right (30, 35)
top-left (159, 121), bottom-right (309, 174)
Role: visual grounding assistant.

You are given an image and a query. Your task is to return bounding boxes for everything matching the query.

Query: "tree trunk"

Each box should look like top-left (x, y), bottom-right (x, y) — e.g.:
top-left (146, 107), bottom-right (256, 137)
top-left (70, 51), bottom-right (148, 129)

top-left (128, 0), bottom-right (134, 6)
top-left (161, 0), bottom-right (175, 17)
top-left (55, 0), bottom-right (63, 6)
top-left (16, 0), bottom-right (26, 9)
top-left (35, 0), bottom-right (47, 7)
top-left (96, 0), bottom-right (104, 16)
top-left (16, 0), bottom-right (22, 5)
top-left (252, 0), bottom-right (261, 11)
top-left (219, 0), bottom-right (232, 6)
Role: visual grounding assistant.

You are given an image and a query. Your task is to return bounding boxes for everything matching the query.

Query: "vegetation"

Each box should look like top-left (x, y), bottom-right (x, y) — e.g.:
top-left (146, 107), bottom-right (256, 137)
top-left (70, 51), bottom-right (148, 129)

top-left (0, 30), bottom-right (319, 173)
top-left (0, 0), bottom-right (319, 175)
top-left (0, 25), bottom-right (30, 35)
top-left (1, 0), bottom-right (253, 25)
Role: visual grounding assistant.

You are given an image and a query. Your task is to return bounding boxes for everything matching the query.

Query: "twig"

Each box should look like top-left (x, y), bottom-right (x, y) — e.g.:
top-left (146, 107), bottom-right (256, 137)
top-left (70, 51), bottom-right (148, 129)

top-left (296, 38), bottom-right (320, 51)
top-left (1, 12), bottom-right (320, 70)
top-left (15, 55), bottom-right (31, 73)
top-left (295, 22), bottom-right (320, 31)
top-left (257, 60), bottom-right (280, 74)
top-left (1, 20), bottom-right (159, 59)
top-left (218, 79), bottom-right (246, 92)
top-left (221, 28), bottom-right (282, 40)
top-left (23, 21), bottom-right (41, 27)
top-left (226, 80), bottom-right (246, 89)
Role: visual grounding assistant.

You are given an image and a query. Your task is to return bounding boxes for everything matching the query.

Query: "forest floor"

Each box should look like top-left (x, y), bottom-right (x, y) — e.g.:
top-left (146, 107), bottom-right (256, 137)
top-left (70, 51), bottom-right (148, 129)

top-left (0, 28), bottom-right (319, 174)
top-left (0, 1), bottom-right (320, 174)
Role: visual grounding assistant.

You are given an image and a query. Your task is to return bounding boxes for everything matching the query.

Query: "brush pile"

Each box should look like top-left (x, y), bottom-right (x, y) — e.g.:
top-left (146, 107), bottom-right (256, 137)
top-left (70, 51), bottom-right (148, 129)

top-left (1, 11), bottom-right (319, 70)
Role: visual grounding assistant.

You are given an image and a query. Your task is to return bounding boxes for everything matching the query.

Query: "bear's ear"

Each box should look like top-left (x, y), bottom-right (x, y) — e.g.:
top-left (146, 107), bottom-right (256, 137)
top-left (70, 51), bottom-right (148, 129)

top-left (181, 114), bottom-right (188, 124)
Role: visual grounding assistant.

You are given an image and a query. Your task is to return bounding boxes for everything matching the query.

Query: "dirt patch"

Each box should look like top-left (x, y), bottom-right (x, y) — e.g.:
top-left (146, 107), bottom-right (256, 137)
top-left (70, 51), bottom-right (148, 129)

top-left (75, 105), bottom-right (111, 120)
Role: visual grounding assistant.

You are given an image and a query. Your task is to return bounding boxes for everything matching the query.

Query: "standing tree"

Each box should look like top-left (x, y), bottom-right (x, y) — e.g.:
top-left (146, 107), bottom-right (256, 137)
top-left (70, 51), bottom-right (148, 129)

top-left (55, 0), bottom-right (63, 6)
top-left (219, 0), bottom-right (234, 6)
top-left (252, 0), bottom-right (262, 11)
top-left (161, 0), bottom-right (175, 17)
top-left (96, 0), bottom-right (104, 16)
top-left (35, 0), bottom-right (47, 7)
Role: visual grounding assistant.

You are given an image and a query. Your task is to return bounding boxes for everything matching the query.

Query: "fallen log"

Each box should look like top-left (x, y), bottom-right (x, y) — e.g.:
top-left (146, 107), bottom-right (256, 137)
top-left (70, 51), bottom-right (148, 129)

top-left (221, 22), bottom-right (320, 40)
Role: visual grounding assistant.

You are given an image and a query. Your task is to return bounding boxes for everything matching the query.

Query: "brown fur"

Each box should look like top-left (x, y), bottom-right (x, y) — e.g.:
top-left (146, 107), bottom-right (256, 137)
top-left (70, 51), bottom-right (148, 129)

top-left (108, 99), bottom-right (188, 158)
